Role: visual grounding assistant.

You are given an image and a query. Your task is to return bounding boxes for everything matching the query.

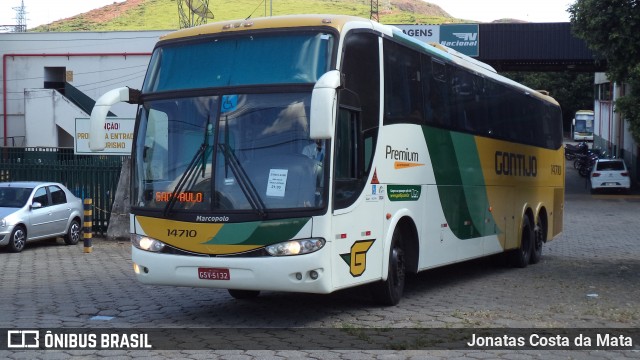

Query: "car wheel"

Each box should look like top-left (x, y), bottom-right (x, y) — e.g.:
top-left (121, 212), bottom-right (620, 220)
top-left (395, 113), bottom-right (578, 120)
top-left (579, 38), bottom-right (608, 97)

top-left (64, 219), bottom-right (81, 245)
top-left (511, 216), bottom-right (533, 268)
top-left (8, 225), bottom-right (27, 253)
top-left (371, 229), bottom-right (405, 306)
top-left (228, 289), bottom-right (260, 299)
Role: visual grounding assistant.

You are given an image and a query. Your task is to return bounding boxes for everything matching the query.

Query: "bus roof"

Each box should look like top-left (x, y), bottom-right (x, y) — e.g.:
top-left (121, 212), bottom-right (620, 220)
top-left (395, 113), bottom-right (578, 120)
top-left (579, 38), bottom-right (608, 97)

top-left (158, 14), bottom-right (559, 107)
top-left (576, 110), bottom-right (594, 115)
top-left (160, 14), bottom-right (373, 41)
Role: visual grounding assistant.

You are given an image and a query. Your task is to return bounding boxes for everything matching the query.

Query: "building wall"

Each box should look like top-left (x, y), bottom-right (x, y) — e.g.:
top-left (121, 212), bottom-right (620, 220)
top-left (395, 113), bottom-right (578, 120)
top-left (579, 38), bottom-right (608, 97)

top-left (0, 31), bottom-right (168, 147)
top-left (593, 73), bottom-right (639, 186)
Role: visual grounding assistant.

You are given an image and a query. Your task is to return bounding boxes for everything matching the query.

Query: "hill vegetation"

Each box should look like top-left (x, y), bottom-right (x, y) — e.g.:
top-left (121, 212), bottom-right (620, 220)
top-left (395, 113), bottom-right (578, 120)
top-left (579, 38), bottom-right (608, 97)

top-left (32, 0), bottom-right (469, 32)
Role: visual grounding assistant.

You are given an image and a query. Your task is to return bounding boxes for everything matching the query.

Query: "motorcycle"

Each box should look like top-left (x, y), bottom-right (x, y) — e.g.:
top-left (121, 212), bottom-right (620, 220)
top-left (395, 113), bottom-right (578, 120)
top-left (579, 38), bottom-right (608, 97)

top-left (565, 142), bottom-right (588, 160)
top-left (576, 153), bottom-right (600, 177)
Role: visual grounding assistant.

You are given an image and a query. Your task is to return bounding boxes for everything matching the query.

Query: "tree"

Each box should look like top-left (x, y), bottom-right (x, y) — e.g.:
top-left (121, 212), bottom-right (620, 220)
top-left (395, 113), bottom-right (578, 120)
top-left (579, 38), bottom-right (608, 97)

top-left (568, 0), bottom-right (640, 142)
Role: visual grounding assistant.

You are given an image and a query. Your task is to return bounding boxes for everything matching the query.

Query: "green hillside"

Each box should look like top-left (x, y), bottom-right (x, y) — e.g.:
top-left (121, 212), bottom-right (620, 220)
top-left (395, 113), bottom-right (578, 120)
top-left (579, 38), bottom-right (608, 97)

top-left (33, 0), bottom-right (467, 32)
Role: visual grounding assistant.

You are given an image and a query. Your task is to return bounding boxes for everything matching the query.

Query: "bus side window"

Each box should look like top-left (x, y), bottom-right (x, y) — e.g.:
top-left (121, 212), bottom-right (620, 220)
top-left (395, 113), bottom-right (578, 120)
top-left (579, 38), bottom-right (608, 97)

top-left (334, 30), bottom-right (380, 210)
top-left (383, 39), bottom-right (423, 125)
top-left (428, 59), bottom-right (450, 127)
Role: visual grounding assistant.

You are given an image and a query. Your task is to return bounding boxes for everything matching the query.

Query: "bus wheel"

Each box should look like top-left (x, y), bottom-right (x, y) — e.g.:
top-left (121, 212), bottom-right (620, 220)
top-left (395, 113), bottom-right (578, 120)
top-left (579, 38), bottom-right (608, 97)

top-left (371, 229), bottom-right (405, 306)
top-left (530, 220), bottom-right (544, 264)
top-left (511, 216), bottom-right (533, 268)
top-left (228, 289), bottom-right (260, 299)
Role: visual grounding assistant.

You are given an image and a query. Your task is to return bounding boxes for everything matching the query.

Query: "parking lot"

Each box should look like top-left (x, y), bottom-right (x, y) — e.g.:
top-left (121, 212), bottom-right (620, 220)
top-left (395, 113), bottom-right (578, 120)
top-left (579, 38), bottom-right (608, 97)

top-left (1, 158), bottom-right (639, 359)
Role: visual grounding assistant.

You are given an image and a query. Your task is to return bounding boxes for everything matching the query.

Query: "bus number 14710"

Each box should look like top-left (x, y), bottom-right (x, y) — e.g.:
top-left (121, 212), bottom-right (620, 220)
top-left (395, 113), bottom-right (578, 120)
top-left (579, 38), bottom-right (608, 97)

top-left (167, 229), bottom-right (197, 237)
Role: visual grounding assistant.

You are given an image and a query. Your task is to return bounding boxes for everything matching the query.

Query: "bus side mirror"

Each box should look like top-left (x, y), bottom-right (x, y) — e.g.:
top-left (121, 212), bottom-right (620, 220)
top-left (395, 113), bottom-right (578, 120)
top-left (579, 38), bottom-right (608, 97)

top-left (89, 87), bottom-right (139, 151)
top-left (310, 70), bottom-right (341, 140)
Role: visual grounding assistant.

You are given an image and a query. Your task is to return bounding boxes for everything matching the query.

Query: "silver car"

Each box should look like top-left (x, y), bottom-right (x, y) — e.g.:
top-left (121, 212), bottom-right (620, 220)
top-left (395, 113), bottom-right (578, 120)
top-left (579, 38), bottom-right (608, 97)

top-left (0, 182), bottom-right (83, 252)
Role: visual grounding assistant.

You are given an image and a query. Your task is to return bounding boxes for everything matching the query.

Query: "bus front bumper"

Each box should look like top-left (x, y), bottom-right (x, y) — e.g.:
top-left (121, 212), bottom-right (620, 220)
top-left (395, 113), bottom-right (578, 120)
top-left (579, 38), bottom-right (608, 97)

top-left (131, 245), bottom-right (333, 294)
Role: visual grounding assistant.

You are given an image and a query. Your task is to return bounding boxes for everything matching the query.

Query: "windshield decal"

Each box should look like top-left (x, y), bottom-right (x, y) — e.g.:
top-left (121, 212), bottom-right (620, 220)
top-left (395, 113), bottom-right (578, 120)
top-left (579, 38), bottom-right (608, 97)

top-left (266, 169), bottom-right (288, 197)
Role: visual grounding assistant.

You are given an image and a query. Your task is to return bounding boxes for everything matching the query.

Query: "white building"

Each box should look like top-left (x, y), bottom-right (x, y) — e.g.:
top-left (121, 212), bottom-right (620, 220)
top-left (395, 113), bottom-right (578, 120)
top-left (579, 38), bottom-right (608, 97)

top-left (593, 73), bottom-right (638, 184)
top-left (0, 31), bottom-right (168, 147)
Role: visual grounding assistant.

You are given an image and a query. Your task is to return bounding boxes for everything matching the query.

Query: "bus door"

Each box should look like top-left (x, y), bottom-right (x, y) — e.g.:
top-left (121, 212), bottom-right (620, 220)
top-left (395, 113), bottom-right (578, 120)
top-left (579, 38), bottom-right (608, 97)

top-left (329, 30), bottom-right (383, 290)
top-left (330, 107), bottom-right (384, 290)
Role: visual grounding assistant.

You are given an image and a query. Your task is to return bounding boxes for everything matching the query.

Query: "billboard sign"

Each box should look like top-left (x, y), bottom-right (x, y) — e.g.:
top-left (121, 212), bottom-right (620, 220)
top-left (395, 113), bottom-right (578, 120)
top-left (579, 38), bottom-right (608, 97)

top-left (439, 24), bottom-right (479, 56)
top-left (393, 25), bottom-right (440, 44)
top-left (75, 118), bottom-right (134, 155)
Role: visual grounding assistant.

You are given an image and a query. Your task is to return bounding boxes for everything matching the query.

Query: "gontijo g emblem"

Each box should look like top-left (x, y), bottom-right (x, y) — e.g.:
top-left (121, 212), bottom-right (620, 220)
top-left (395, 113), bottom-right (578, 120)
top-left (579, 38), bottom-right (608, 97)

top-left (340, 239), bottom-right (375, 277)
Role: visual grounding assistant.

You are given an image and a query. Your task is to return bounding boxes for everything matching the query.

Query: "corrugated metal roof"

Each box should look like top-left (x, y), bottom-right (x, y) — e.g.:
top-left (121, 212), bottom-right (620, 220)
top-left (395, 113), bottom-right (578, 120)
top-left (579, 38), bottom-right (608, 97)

top-left (476, 22), bottom-right (605, 71)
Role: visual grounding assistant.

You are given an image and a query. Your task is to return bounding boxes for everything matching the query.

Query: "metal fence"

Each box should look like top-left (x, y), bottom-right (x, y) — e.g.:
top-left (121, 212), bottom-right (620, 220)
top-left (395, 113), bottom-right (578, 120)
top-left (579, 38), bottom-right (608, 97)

top-left (0, 147), bottom-right (127, 235)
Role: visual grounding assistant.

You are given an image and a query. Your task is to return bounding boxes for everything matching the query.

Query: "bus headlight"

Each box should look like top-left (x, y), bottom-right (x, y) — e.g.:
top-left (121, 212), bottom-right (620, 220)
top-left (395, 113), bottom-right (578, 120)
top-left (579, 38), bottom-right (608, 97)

top-left (131, 234), bottom-right (165, 252)
top-left (265, 238), bottom-right (325, 256)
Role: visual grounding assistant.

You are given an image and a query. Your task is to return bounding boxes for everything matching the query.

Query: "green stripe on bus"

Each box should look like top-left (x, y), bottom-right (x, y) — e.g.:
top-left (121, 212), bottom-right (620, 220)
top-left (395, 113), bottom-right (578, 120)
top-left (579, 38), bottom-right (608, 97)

top-left (205, 218), bottom-right (311, 246)
top-left (422, 126), bottom-right (496, 239)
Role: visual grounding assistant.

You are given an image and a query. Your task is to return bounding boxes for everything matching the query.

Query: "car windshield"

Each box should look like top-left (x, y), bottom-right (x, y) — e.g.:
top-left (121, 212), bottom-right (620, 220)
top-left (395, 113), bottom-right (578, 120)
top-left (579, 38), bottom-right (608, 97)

top-left (133, 92), bottom-right (326, 214)
top-left (597, 161), bottom-right (625, 171)
top-left (0, 187), bottom-right (33, 208)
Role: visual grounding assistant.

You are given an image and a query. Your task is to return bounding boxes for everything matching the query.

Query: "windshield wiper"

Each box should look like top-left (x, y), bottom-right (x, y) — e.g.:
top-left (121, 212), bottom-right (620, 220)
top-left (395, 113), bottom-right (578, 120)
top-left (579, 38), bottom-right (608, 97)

top-left (163, 144), bottom-right (207, 217)
top-left (163, 112), bottom-right (215, 217)
top-left (218, 143), bottom-right (267, 218)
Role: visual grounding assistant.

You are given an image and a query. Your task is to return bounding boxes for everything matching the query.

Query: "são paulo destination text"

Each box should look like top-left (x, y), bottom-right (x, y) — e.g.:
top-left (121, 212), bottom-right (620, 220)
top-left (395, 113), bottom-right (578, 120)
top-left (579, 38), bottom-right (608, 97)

top-left (467, 333), bottom-right (633, 348)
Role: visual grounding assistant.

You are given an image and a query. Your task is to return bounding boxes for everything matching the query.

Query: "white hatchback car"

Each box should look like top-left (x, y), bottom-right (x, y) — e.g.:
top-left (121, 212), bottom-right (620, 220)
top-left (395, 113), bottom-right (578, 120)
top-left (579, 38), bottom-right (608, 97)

top-left (590, 159), bottom-right (631, 194)
top-left (0, 182), bottom-right (84, 252)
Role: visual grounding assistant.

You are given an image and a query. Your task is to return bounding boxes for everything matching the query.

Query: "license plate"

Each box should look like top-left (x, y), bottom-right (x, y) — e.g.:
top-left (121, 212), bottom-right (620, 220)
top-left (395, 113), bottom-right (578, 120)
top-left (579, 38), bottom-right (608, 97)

top-left (198, 267), bottom-right (230, 280)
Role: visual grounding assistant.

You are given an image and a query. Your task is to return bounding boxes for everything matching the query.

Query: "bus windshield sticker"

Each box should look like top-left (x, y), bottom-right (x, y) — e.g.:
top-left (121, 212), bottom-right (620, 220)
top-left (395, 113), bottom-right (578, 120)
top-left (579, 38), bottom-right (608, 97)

top-left (221, 95), bottom-right (238, 113)
top-left (388, 185), bottom-right (421, 202)
top-left (266, 169), bottom-right (288, 197)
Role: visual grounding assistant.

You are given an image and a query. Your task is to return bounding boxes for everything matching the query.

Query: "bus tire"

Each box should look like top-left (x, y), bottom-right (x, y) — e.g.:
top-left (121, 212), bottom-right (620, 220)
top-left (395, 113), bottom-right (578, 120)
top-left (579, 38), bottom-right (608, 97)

top-left (530, 220), bottom-right (544, 264)
top-left (228, 289), bottom-right (260, 299)
top-left (511, 216), bottom-right (533, 268)
top-left (371, 229), bottom-right (405, 306)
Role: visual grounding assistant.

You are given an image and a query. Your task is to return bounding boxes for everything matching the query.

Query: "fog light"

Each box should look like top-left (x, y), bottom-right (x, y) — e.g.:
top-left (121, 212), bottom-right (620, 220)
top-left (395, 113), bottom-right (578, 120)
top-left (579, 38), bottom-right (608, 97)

top-left (295, 272), bottom-right (302, 280)
top-left (309, 270), bottom-right (318, 280)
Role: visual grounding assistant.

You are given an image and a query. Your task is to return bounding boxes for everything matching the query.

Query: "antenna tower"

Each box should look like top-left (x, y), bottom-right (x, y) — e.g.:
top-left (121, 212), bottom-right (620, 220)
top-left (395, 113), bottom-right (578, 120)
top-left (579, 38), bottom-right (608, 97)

top-left (178, 0), bottom-right (214, 29)
top-left (14, 0), bottom-right (27, 32)
top-left (370, 0), bottom-right (379, 22)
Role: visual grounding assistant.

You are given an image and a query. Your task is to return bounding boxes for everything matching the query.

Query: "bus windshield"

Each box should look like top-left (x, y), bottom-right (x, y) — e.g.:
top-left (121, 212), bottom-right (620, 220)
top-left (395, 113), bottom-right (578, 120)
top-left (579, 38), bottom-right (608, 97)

top-left (142, 32), bottom-right (334, 92)
top-left (133, 92), bottom-right (326, 214)
top-left (574, 114), bottom-right (594, 133)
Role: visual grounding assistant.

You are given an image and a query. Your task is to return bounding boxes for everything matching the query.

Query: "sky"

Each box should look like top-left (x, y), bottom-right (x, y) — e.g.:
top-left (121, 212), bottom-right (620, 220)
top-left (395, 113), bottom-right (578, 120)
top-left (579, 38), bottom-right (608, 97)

top-left (0, 0), bottom-right (573, 30)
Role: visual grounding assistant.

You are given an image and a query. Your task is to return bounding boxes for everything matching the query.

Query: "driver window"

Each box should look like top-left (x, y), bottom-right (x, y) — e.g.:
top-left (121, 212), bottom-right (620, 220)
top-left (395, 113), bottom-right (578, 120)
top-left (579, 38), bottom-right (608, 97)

top-left (33, 187), bottom-right (49, 207)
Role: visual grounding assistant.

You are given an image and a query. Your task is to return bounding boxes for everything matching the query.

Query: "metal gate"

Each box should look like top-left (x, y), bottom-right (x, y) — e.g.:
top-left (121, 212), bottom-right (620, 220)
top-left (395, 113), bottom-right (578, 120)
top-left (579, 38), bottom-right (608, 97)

top-left (0, 147), bottom-right (126, 235)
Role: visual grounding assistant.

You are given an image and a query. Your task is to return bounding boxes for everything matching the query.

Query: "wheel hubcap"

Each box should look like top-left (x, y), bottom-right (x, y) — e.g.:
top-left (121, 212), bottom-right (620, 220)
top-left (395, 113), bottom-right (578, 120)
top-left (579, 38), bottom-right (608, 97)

top-left (71, 223), bottom-right (80, 242)
top-left (13, 230), bottom-right (25, 250)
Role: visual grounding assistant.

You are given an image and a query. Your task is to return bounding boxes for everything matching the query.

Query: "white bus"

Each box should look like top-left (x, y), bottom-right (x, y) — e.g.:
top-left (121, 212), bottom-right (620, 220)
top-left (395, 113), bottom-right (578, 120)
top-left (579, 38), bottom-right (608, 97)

top-left (572, 110), bottom-right (594, 141)
top-left (90, 15), bottom-right (564, 305)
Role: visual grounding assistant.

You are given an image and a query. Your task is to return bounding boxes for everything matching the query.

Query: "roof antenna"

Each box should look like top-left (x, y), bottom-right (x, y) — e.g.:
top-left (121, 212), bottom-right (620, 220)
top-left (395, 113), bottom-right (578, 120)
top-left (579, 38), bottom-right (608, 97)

top-left (246, 0), bottom-right (265, 20)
